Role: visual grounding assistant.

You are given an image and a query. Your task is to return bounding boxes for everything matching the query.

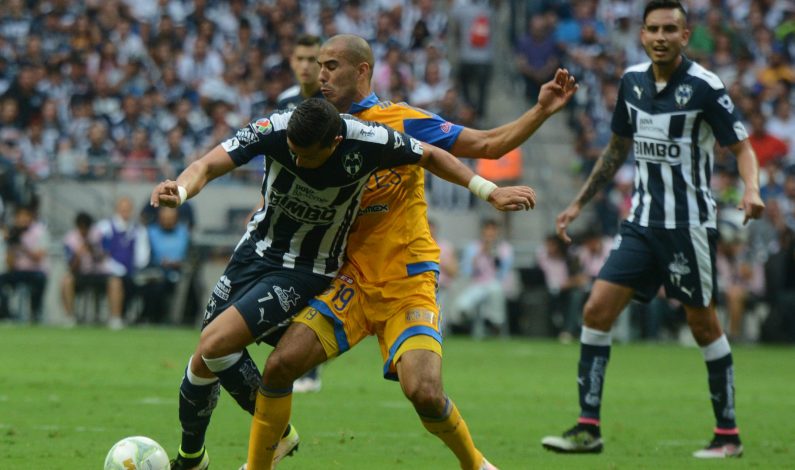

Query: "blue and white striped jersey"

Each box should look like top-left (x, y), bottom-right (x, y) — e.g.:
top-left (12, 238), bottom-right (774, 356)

top-left (612, 56), bottom-right (748, 229)
top-left (221, 111), bottom-right (425, 276)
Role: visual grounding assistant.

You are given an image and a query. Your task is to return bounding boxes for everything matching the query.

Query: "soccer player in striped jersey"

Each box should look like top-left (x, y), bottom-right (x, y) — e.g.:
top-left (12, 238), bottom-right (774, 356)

top-left (542, 0), bottom-right (764, 459)
top-left (153, 98), bottom-right (536, 470)
top-left (242, 35), bottom-right (577, 470)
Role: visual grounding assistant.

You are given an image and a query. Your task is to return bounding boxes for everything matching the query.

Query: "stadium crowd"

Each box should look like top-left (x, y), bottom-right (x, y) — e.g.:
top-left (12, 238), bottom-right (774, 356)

top-left (0, 0), bottom-right (793, 343)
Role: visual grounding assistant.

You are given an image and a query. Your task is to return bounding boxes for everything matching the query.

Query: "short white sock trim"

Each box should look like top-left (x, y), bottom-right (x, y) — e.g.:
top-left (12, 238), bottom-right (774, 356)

top-left (202, 351), bottom-right (244, 373)
top-left (186, 357), bottom-right (218, 386)
top-left (701, 334), bottom-right (731, 362)
top-left (580, 326), bottom-right (612, 346)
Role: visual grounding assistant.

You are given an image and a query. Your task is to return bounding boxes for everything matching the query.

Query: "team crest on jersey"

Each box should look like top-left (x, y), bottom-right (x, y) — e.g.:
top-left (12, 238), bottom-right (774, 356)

top-left (675, 84), bottom-right (693, 108)
top-left (440, 121), bottom-right (452, 133)
top-left (343, 152), bottom-right (363, 176)
top-left (236, 126), bottom-right (260, 147)
top-left (254, 118), bottom-right (273, 135)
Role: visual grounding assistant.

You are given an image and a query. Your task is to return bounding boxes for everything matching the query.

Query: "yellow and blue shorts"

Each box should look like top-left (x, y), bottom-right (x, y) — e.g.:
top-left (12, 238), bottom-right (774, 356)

top-left (293, 263), bottom-right (442, 380)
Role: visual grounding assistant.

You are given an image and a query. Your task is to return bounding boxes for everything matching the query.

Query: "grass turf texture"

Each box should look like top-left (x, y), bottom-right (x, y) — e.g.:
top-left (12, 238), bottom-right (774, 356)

top-left (1, 323), bottom-right (792, 469)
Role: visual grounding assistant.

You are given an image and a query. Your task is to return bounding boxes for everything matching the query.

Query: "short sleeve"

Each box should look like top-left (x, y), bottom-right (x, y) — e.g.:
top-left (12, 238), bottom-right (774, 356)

top-left (221, 115), bottom-right (283, 166)
top-left (610, 78), bottom-right (633, 138)
top-left (375, 126), bottom-right (426, 170)
top-left (402, 112), bottom-right (464, 151)
top-left (702, 88), bottom-right (748, 147)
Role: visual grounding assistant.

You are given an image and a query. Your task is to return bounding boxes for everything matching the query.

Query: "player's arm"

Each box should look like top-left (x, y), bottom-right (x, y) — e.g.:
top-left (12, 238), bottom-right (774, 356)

top-left (418, 142), bottom-right (537, 212)
top-left (556, 133), bottom-right (632, 243)
top-left (728, 139), bottom-right (765, 224)
top-left (449, 68), bottom-right (578, 159)
top-left (150, 145), bottom-right (237, 208)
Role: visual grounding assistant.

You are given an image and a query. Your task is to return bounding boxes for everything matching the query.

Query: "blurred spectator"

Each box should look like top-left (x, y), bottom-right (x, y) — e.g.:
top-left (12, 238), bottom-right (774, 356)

top-left (409, 60), bottom-right (449, 110)
top-left (766, 98), bottom-right (795, 168)
top-left (60, 211), bottom-right (108, 326)
top-left (514, 15), bottom-right (560, 103)
top-left (450, 218), bottom-right (515, 338)
top-left (0, 205), bottom-right (48, 322)
top-left (429, 218), bottom-right (458, 331)
top-left (748, 112), bottom-right (788, 169)
top-left (452, 0), bottom-right (494, 117)
top-left (762, 227), bottom-right (795, 343)
top-left (140, 206), bottom-right (190, 324)
top-left (535, 233), bottom-right (587, 342)
top-left (96, 196), bottom-right (150, 330)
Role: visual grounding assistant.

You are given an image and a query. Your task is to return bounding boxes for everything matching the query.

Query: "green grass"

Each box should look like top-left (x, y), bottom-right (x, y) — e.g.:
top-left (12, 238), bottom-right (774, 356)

top-left (1, 324), bottom-right (792, 469)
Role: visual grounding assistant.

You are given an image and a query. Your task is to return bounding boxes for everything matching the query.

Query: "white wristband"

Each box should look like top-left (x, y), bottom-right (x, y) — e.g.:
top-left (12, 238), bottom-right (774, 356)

top-left (468, 175), bottom-right (498, 201)
top-left (177, 185), bottom-right (188, 206)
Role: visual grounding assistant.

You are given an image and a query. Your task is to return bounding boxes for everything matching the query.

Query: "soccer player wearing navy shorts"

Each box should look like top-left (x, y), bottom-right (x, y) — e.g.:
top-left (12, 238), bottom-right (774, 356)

top-left (541, 0), bottom-right (764, 459)
top-left (151, 98), bottom-right (515, 470)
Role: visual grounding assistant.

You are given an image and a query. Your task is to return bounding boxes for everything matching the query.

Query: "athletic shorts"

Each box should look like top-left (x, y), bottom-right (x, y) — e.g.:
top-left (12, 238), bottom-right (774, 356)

top-left (293, 263), bottom-right (443, 380)
top-left (201, 240), bottom-right (331, 346)
top-left (598, 220), bottom-right (718, 307)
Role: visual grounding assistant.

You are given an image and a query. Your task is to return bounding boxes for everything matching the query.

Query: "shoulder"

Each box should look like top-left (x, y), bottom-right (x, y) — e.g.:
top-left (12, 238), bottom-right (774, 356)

top-left (685, 61), bottom-right (725, 90)
top-left (277, 85), bottom-right (300, 104)
top-left (622, 61), bottom-right (651, 76)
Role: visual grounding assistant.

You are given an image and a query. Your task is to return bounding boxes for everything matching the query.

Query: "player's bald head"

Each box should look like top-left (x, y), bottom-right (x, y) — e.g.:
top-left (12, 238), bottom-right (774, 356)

top-left (323, 34), bottom-right (374, 79)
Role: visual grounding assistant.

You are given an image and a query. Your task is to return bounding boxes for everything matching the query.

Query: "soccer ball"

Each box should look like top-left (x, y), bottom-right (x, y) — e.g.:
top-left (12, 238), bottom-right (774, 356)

top-left (104, 436), bottom-right (170, 470)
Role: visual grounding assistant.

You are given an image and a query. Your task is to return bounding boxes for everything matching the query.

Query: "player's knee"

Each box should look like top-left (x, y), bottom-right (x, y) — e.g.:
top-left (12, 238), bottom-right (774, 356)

top-left (263, 350), bottom-right (302, 386)
top-left (582, 298), bottom-right (611, 329)
top-left (198, 327), bottom-right (236, 359)
top-left (403, 379), bottom-right (445, 414)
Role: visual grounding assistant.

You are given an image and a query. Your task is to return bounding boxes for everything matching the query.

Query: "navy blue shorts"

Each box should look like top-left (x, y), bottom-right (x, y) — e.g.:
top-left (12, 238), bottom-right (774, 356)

top-left (598, 221), bottom-right (718, 307)
top-left (201, 240), bottom-right (331, 346)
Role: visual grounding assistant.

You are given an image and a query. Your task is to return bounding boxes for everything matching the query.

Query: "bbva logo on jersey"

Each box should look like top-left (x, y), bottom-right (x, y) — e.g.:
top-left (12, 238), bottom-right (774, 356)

top-left (343, 152), bottom-right (363, 177)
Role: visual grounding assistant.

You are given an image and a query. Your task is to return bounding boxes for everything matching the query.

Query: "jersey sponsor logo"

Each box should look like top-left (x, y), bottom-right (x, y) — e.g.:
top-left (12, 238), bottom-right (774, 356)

top-left (357, 203), bottom-right (389, 216)
top-left (440, 121), bottom-right (452, 133)
top-left (343, 152), bottom-right (363, 177)
top-left (405, 308), bottom-right (436, 325)
top-left (337, 273), bottom-right (354, 284)
top-left (675, 84), bottom-right (693, 107)
top-left (717, 94), bottom-right (735, 113)
top-left (221, 137), bottom-right (240, 152)
top-left (359, 126), bottom-right (377, 138)
top-left (409, 137), bottom-right (423, 156)
top-left (633, 138), bottom-right (682, 163)
top-left (254, 118), bottom-right (273, 135)
top-left (269, 190), bottom-right (337, 224)
top-left (273, 285), bottom-right (301, 312)
top-left (637, 116), bottom-right (668, 134)
top-left (236, 126), bottom-right (260, 147)
top-left (393, 130), bottom-right (404, 149)
top-left (212, 275), bottom-right (232, 301)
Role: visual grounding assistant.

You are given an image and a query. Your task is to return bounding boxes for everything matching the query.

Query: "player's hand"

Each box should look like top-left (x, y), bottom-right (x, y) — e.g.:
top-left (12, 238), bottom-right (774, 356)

top-left (488, 186), bottom-right (536, 211)
top-left (537, 68), bottom-right (579, 116)
top-left (150, 179), bottom-right (181, 208)
top-left (555, 204), bottom-right (581, 244)
top-left (739, 189), bottom-right (765, 225)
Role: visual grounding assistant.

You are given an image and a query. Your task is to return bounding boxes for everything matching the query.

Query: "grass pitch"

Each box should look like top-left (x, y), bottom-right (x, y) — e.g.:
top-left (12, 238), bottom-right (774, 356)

top-left (1, 323), bottom-right (792, 469)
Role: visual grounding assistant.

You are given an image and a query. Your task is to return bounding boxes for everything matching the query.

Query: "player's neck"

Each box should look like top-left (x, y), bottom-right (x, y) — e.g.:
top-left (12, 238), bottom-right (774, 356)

top-left (651, 56), bottom-right (682, 84)
top-left (301, 83), bottom-right (320, 98)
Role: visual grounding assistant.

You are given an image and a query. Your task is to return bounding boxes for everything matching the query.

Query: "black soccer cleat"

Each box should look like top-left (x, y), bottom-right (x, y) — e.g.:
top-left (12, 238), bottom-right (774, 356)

top-left (541, 423), bottom-right (604, 454)
top-left (170, 447), bottom-right (209, 470)
top-left (693, 433), bottom-right (743, 458)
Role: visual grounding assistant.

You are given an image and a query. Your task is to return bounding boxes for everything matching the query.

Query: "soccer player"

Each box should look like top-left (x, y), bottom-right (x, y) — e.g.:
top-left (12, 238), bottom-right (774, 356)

top-left (541, 0), bottom-right (764, 458)
top-left (242, 34), bottom-right (577, 470)
top-left (275, 34), bottom-right (323, 111)
top-left (157, 98), bottom-right (536, 470)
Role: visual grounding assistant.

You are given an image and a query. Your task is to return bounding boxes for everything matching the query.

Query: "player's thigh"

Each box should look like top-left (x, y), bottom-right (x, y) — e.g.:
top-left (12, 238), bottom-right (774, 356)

top-left (652, 226), bottom-right (719, 308)
top-left (264, 322), bottom-right (329, 384)
top-left (583, 279), bottom-right (635, 329)
top-left (597, 221), bottom-right (663, 303)
top-left (380, 271), bottom-right (443, 380)
top-left (294, 268), bottom-right (372, 360)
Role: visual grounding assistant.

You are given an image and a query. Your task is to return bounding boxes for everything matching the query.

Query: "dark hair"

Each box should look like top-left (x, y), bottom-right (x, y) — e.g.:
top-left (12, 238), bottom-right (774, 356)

top-left (643, 0), bottom-right (688, 23)
top-left (287, 98), bottom-right (342, 148)
top-left (296, 34), bottom-right (322, 48)
top-left (75, 211), bottom-right (94, 229)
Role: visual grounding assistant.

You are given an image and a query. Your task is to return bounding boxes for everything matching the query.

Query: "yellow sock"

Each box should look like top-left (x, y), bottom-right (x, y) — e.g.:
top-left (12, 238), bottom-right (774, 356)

top-left (247, 388), bottom-right (292, 470)
top-left (420, 399), bottom-right (484, 470)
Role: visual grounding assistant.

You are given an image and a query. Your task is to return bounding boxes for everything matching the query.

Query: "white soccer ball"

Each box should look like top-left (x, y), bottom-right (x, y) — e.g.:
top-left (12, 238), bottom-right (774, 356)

top-left (104, 436), bottom-right (170, 470)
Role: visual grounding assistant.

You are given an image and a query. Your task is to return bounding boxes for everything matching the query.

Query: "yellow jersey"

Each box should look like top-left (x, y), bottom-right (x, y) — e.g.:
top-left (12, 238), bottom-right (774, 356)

top-left (346, 93), bottom-right (464, 282)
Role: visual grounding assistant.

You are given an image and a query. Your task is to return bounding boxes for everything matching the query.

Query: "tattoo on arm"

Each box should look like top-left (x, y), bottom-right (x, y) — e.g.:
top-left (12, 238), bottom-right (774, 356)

top-left (575, 135), bottom-right (631, 207)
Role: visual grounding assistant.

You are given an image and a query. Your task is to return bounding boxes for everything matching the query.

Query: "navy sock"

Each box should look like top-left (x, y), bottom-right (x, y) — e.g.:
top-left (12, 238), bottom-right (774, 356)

top-left (706, 353), bottom-right (737, 430)
top-left (213, 349), bottom-right (261, 415)
top-left (301, 366), bottom-right (320, 380)
top-left (179, 377), bottom-right (220, 455)
top-left (578, 343), bottom-right (611, 421)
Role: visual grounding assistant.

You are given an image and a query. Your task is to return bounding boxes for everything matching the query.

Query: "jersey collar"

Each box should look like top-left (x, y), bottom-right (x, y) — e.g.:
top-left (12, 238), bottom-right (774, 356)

top-left (348, 92), bottom-right (380, 114)
top-left (646, 55), bottom-right (692, 94)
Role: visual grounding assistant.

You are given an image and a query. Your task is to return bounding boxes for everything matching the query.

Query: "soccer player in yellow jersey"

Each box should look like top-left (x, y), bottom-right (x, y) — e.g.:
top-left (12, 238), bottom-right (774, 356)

top-left (244, 34), bottom-right (578, 470)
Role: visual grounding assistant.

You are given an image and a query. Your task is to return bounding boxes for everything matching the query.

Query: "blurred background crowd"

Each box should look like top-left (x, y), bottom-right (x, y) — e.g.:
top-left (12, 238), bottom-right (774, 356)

top-left (0, 0), bottom-right (793, 344)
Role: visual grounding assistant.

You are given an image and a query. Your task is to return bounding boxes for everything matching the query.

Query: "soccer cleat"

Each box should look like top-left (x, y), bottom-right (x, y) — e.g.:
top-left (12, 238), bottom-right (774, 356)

top-left (479, 457), bottom-right (499, 469)
top-left (170, 447), bottom-right (209, 470)
top-left (693, 434), bottom-right (743, 458)
top-left (541, 423), bottom-right (604, 454)
top-left (292, 376), bottom-right (322, 393)
top-left (274, 424), bottom-right (300, 465)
